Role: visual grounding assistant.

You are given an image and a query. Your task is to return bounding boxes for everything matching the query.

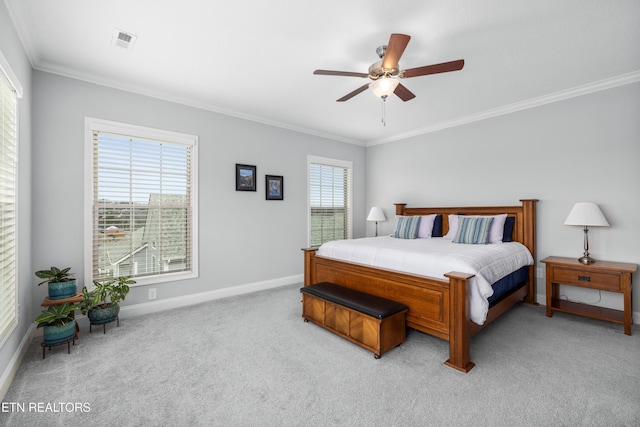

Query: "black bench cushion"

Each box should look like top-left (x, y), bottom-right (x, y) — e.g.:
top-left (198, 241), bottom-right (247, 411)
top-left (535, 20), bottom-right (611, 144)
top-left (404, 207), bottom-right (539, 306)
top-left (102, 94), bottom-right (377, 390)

top-left (300, 282), bottom-right (408, 320)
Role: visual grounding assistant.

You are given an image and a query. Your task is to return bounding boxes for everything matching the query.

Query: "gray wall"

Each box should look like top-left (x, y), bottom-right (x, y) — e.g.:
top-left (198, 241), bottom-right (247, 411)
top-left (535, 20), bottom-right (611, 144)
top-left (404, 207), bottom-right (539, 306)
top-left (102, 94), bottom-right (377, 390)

top-left (0, 0), bottom-right (33, 387)
top-left (366, 82), bottom-right (640, 314)
top-left (31, 71), bottom-right (366, 307)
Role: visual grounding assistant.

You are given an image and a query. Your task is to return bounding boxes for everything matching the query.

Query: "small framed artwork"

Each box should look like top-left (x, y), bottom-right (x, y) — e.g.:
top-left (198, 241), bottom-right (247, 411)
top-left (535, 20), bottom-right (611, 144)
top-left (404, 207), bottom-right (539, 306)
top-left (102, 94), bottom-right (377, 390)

top-left (236, 164), bottom-right (256, 191)
top-left (265, 175), bottom-right (283, 200)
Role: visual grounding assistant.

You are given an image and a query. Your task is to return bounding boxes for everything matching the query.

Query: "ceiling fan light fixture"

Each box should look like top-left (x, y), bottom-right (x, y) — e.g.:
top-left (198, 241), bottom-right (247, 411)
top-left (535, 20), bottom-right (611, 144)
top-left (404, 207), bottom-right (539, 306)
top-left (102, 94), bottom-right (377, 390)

top-left (369, 77), bottom-right (400, 99)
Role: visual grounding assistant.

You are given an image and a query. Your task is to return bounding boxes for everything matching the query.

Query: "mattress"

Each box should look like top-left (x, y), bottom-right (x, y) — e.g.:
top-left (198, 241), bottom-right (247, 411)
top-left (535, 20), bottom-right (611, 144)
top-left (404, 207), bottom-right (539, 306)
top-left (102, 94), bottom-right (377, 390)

top-left (317, 236), bottom-right (534, 325)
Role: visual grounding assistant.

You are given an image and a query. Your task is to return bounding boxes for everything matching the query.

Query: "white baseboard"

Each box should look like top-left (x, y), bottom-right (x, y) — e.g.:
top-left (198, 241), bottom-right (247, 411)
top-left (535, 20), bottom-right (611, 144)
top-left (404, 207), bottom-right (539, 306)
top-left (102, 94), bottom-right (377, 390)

top-left (120, 274), bottom-right (303, 318)
top-left (0, 324), bottom-right (36, 401)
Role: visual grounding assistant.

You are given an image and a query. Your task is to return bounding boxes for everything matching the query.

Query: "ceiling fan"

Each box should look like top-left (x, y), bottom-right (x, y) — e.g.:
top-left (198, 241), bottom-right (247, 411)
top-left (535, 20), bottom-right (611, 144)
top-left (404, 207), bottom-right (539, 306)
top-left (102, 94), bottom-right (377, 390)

top-left (314, 33), bottom-right (464, 102)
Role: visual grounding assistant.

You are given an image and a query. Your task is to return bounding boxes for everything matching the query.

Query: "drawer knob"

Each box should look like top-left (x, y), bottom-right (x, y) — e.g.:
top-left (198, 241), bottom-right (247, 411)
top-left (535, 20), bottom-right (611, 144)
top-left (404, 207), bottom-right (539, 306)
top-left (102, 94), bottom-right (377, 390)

top-left (578, 275), bottom-right (591, 282)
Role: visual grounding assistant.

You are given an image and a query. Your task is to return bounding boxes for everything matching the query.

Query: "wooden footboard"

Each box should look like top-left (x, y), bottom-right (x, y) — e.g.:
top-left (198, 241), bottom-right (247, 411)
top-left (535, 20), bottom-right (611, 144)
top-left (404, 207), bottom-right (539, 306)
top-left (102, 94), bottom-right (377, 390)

top-left (302, 199), bottom-right (537, 373)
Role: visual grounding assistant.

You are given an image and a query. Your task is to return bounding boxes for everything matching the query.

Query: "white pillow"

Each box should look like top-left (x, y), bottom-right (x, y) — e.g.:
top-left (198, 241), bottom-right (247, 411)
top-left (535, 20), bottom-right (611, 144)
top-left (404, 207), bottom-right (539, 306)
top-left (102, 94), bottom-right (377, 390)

top-left (444, 214), bottom-right (459, 240)
top-left (444, 213), bottom-right (508, 243)
top-left (487, 214), bottom-right (508, 243)
top-left (417, 214), bottom-right (437, 238)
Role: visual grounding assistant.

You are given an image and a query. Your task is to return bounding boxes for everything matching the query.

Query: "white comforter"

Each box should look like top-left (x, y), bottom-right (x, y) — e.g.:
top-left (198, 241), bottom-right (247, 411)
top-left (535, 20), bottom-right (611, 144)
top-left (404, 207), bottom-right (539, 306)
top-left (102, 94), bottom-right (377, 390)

top-left (317, 237), bottom-right (534, 325)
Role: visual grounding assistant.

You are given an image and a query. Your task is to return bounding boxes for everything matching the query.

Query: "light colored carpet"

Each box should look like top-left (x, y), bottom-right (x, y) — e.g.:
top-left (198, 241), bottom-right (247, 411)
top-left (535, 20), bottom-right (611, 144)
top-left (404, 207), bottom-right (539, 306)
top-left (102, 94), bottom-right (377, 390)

top-left (2, 284), bottom-right (639, 426)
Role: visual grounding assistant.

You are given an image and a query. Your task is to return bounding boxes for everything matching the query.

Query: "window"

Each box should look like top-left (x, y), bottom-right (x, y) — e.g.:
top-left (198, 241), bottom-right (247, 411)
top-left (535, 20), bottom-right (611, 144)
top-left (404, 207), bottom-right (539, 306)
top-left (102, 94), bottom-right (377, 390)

top-left (308, 156), bottom-right (352, 248)
top-left (0, 54), bottom-right (21, 347)
top-left (85, 118), bottom-right (198, 286)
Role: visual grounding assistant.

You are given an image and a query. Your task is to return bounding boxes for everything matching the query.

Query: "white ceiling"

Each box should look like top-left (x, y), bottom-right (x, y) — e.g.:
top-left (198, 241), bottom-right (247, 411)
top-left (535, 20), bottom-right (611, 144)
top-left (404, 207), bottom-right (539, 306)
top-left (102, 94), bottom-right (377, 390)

top-left (5, 0), bottom-right (640, 146)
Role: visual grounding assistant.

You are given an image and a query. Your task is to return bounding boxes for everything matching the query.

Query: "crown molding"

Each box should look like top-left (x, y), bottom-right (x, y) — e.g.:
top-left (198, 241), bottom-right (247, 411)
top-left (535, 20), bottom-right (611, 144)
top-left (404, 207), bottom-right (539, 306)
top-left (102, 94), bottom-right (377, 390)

top-left (33, 60), bottom-right (366, 147)
top-left (39, 60), bottom-right (637, 149)
top-left (366, 70), bottom-right (640, 147)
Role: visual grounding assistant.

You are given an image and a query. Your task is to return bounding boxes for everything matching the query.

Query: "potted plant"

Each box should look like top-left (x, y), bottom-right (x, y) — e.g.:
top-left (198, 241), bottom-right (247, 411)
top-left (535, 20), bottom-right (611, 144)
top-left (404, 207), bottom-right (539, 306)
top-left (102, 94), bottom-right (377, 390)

top-left (35, 266), bottom-right (77, 300)
top-left (79, 276), bottom-right (135, 328)
top-left (35, 302), bottom-right (78, 344)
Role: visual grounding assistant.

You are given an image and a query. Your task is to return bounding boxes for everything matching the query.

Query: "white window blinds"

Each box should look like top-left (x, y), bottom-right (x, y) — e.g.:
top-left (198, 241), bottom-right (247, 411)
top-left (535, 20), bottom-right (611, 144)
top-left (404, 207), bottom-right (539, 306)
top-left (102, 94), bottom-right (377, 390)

top-left (87, 119), bottom-right (198, 284)
top-left (308, 157), bottom-right (352, 248)
top-left (0, 67), bottom-right (18, 344)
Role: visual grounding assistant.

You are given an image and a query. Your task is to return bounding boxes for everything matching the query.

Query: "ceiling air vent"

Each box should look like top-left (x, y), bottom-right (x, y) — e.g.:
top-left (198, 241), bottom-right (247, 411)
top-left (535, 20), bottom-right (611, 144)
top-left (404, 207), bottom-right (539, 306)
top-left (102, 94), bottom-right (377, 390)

top-left (112, 29), bottom-right (137, 50)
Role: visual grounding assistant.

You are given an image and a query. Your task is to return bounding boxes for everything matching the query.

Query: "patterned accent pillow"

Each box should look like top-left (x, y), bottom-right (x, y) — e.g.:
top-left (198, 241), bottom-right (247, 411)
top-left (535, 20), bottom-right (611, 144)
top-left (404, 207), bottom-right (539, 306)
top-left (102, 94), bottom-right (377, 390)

top-left (445, 213), bottom-right (507, 243)
top-left (391, 216), bottom-right (421, 239)
top-left (453, 216), bottom-right (494, 244)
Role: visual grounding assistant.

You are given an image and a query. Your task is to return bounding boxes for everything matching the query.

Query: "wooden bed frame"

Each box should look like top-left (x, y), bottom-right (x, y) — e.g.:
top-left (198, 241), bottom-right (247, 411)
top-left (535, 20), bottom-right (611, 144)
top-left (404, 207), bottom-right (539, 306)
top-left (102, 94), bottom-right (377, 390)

top-left (303, 199), bottom-right (537, 373)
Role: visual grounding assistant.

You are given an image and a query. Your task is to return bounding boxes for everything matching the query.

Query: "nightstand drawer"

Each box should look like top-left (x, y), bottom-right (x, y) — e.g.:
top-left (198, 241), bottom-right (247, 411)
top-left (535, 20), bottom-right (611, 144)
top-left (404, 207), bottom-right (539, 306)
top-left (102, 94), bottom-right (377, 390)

top-left (551, 267), bottom-right (620, 291)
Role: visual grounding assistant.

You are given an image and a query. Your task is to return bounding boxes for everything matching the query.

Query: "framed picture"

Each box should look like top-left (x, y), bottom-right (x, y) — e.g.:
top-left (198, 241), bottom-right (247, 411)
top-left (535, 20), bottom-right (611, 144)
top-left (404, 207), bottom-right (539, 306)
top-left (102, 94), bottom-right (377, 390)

top-left (236, 164), bottom-right (256, 191)
top-left (265, 175), bottom-right (283, 200)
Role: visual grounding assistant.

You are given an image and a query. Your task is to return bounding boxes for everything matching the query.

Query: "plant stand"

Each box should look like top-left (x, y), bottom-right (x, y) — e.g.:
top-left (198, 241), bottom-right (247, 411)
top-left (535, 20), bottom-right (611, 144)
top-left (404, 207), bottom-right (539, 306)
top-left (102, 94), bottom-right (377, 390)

top-left (89, 316), bottom-right (119, 334)
top-left (41, 334), bottom-right (77, 359)
top-left (40, 293), bottom-right (81, 348)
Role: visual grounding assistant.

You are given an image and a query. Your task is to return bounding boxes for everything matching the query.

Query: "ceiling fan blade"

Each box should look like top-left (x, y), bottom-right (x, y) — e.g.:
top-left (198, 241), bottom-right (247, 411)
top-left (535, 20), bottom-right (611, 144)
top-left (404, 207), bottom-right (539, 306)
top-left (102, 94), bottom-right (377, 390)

top-left (314, 70), bottom-right (369, 78)
top-left (381, 33), bottom-right (411, 70)
top-left (394, 83), bottom-right (416, 102)
top-left (336, 84), bottom-right (370, 102)
top-left (402, 59), bottom-right (465, 78)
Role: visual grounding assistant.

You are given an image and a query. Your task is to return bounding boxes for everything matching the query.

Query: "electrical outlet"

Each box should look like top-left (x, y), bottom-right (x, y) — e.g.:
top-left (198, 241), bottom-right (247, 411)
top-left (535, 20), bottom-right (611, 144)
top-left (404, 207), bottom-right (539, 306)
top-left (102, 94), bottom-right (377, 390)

top-left (536, 268), bottom-right (543, 278)
top-left (148, 288), bottom-right (157, 300)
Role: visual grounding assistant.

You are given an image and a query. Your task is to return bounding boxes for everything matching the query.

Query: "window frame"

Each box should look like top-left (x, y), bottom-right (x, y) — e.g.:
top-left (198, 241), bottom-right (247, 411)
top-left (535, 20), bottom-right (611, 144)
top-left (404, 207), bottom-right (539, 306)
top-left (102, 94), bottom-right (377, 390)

top-left (0, 51), bottom-right (22, 349)
top-left (84, 117), bottom-right (199, 287)
top-left (307, 155), bottom-right (353, 248)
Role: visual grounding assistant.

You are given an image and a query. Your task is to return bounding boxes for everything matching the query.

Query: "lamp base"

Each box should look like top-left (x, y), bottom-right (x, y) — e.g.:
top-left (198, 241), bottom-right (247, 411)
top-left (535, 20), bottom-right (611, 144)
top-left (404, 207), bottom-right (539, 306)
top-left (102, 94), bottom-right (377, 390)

top-left (578, 255), bottom-right (595, 265)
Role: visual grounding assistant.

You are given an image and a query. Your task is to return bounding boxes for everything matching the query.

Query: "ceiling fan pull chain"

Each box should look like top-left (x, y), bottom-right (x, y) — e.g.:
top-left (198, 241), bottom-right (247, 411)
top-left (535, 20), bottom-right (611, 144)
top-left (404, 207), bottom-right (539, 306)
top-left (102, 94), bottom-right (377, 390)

top-left (381, 96), bottom-right (387, 126)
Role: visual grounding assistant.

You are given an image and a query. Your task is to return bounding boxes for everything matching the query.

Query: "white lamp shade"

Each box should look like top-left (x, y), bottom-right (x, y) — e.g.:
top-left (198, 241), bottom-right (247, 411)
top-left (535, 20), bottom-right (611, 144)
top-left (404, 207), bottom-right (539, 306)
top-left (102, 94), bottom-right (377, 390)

top-left (367, 207), bottom-right (386, 222)
top-left (564, 202), bottom-right (609, 227)
top-left (369, 77), bottom-right (400, 98)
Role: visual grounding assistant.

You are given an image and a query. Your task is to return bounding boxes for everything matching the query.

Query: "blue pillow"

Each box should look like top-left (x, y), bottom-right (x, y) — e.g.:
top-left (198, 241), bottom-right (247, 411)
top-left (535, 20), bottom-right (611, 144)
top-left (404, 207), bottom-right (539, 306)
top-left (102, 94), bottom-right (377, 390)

top-left (453, 216), bottom-right (494, 244)
top-left (432, 214), bottom-right (443, 237)
top-left (502, 216), bottom-right (515, 242)
top-left (391, 216), bottom-right (421, 239)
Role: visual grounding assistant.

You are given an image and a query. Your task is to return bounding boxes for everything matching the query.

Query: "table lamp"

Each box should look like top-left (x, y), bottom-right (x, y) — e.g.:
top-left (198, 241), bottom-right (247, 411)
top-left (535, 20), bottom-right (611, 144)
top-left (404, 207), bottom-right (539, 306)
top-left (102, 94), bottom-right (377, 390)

top-left (564, 202), bottom-right (609, 264)
top-left (367, 207), bottom-right (386, 237)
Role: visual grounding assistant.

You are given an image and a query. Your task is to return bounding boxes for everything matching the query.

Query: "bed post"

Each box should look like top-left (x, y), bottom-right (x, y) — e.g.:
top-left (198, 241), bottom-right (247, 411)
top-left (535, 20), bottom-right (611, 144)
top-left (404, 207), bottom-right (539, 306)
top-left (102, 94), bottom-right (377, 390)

top-left (302, 248), bottom-right (317, 286)
top-left (395, 203), bottom-right (407, 216)
top-left (520, 199), bottom-right (538, 305)
top-left (444, 272), bottom-right (476, 373)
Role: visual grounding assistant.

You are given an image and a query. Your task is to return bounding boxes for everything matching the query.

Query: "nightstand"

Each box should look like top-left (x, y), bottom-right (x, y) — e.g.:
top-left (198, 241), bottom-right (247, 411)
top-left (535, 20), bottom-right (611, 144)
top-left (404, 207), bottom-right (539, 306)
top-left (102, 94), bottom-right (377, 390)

top-left (542, 256), bottom-right (637, 335)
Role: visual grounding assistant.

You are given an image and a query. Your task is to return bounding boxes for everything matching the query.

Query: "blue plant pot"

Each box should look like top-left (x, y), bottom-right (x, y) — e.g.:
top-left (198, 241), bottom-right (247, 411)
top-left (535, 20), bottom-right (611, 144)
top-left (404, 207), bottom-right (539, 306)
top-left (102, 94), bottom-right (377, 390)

top-left (43, 319), bottom-right (77, 344)
top-left (48, 279), bottom-right (77, 300)
top-left (88, 304), bottom-right (120, 325)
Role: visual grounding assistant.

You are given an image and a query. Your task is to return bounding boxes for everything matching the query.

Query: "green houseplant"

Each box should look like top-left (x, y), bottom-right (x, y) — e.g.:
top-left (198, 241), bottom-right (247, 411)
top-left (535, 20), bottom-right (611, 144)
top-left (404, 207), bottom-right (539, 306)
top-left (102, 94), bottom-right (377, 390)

top-left (35, 302), bottom-right (78, 344)
top-left (79, 276), bottom-right (135, 328)
top-left (35, 266), bottom-right (77, 300)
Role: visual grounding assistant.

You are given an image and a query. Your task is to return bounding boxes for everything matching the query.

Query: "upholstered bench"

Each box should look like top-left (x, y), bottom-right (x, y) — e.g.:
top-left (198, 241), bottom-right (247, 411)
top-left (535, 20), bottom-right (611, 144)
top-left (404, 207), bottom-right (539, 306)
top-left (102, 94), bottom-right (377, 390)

top-left (300, 282), bottom-right (408, 358)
